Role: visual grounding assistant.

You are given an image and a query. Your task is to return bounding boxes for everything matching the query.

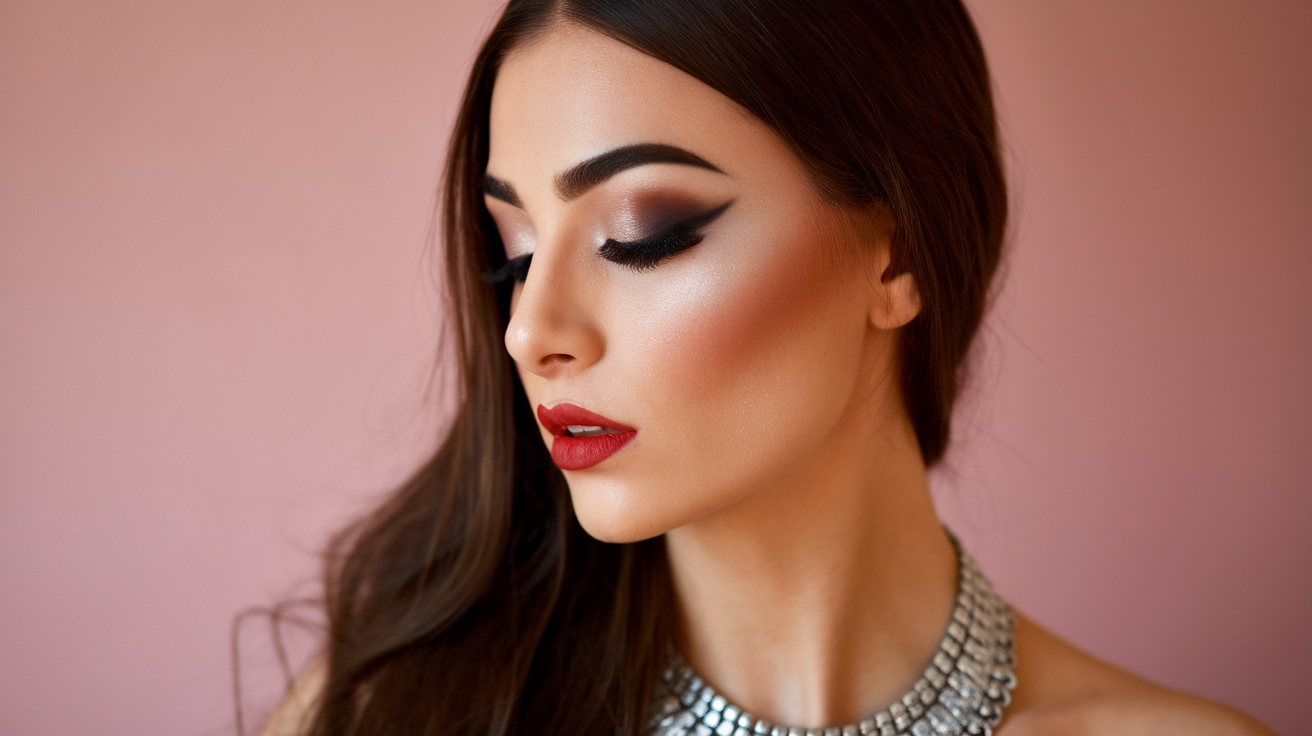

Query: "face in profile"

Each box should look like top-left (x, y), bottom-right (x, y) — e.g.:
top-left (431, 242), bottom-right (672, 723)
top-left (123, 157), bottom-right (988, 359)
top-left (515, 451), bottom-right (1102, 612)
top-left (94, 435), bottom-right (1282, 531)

top-left (485, 24), bottom-right (916, 543)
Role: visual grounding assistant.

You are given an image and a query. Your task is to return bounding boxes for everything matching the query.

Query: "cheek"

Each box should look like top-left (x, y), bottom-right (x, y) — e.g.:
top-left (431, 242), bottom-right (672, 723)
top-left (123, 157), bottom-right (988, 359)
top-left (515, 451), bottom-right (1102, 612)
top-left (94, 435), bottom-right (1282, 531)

top-left (616, 208), bottom-right (869, 490)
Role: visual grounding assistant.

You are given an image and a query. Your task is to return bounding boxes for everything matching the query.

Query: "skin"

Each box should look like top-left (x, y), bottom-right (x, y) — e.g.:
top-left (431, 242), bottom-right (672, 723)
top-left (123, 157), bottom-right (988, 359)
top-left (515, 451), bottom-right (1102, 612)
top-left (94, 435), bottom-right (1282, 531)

top-left (262, 21), bottom-right (1274, 736)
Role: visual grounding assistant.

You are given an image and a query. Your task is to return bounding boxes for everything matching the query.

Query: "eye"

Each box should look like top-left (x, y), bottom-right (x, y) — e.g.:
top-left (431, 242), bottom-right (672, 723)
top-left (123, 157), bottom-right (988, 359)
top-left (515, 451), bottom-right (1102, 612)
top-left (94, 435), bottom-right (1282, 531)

top-left (599, 201), bottom-right (733, 271)
top-left (483, 253), bottom-right (533, 284)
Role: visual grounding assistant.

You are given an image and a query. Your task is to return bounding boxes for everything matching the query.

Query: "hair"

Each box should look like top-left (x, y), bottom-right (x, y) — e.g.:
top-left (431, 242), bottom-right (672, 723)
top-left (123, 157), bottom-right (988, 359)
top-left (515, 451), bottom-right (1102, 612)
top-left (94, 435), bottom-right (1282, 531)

top-left (299, 1), bottom-right (1005, 734)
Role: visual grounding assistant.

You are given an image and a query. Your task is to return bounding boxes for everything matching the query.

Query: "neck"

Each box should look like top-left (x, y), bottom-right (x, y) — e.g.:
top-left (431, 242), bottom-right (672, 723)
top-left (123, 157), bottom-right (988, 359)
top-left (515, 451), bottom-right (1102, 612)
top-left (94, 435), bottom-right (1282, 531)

top-left (664, 396), bottom-right (955, 728)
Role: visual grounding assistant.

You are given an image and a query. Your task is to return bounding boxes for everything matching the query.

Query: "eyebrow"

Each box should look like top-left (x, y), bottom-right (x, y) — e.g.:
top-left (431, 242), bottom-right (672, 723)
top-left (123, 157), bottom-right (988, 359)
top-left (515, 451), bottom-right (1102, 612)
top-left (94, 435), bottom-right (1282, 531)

top-left (482, 176), bottom-right (522, 207)
top-left (482, 143), bottom-right (723, 209)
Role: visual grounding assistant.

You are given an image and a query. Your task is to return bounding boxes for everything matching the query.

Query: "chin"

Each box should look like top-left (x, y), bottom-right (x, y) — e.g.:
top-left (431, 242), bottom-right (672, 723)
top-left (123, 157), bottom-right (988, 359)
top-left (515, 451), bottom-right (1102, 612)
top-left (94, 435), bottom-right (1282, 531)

top-left (566, 476), bottom-right (687, 544)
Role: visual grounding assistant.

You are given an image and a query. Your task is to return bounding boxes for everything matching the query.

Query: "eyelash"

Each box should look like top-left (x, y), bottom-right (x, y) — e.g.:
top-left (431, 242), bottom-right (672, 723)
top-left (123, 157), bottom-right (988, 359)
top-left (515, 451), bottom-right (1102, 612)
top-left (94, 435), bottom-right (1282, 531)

top-left (484, 201), bottom-right (733, 284)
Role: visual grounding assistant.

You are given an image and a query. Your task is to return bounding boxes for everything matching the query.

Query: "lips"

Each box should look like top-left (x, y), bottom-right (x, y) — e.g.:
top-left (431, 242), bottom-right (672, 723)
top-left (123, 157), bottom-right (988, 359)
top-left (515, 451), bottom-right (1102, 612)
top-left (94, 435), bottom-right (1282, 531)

top-left (537, 403), bottom-right (636, 471)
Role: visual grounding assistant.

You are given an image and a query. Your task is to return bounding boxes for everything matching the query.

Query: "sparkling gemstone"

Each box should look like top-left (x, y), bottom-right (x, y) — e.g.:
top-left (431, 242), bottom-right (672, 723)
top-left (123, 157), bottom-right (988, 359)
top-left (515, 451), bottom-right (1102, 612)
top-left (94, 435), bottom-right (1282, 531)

top-left (963, 639), bottom-right (988, 661)
top-left (926, 704), bottom-right (962, 735)
top-left (939, 688), bottom-right (967, 719)
top-left (705, 710), bottom-right (721, 728)
top-left (911, 718), bottom-right (933, 736)
top-left (956, 656), bottom-right (986, 687)
top-left (934, 652), bottom-right (955, 673)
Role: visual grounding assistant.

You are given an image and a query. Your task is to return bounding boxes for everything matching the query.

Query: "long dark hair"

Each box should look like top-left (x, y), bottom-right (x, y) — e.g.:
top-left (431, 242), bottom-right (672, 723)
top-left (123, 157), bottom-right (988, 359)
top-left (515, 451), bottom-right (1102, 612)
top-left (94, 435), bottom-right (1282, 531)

top-left (302, 1), bottom-right (1005, 733)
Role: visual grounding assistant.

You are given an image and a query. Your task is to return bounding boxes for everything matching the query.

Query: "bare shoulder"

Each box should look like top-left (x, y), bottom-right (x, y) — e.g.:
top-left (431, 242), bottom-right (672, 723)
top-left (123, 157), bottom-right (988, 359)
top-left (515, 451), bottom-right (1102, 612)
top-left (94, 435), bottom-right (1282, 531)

top-left (259, 659), bottom-right (326, 736)
top-left (997, 615), bottom-right (1275, 736)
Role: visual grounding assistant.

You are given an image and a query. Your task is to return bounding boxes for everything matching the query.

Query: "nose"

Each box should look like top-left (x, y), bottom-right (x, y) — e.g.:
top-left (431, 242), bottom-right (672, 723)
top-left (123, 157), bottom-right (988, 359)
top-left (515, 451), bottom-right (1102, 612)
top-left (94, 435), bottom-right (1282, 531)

top-left (504, 241), bottom-right (604, 379)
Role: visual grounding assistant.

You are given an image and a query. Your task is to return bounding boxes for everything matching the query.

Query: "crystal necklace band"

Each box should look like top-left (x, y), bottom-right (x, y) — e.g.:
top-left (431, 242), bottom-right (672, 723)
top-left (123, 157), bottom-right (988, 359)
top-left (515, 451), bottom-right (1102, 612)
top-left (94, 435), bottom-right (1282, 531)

top-left (649, 538), bottom-right (1017, 736)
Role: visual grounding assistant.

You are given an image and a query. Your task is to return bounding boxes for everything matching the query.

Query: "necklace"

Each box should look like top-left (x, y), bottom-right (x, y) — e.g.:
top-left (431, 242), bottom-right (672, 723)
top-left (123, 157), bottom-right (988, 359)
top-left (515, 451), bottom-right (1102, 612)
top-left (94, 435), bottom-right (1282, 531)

top-left (649, 538), bottom-right (1017, 736)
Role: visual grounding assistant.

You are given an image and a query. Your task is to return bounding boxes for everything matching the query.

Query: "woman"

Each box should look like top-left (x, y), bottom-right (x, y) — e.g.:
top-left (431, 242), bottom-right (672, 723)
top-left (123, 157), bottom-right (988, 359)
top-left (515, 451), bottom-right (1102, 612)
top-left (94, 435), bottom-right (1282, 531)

top-left (264, 1), bottom-right (1275, 734)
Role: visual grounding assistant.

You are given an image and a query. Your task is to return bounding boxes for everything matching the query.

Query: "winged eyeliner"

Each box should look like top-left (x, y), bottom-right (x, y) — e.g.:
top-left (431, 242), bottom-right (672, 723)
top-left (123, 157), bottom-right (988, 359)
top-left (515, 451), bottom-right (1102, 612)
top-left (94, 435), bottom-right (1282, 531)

top-left (485, 200), bottom-right (733, 284)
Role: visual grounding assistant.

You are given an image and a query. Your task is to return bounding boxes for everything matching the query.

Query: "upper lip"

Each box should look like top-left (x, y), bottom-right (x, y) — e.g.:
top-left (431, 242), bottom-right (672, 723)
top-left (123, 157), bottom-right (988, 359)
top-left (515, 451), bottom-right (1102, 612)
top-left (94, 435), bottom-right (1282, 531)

top-left (537, 403), bottom-right (636, 437)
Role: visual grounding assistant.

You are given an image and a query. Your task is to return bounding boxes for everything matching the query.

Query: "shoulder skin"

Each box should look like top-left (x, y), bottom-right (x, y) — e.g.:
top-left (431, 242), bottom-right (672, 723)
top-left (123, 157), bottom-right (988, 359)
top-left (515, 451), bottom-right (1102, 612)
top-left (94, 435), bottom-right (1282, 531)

top-left (998, 615), bottom-right (1276, 736)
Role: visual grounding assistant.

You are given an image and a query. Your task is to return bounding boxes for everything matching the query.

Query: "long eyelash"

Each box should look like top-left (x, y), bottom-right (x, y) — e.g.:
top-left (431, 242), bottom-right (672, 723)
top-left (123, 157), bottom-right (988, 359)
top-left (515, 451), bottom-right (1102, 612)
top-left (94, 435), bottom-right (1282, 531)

top-left (483, 253), bottom-right (533, 284)
top-left (599, 201), bottom-right (733, 271)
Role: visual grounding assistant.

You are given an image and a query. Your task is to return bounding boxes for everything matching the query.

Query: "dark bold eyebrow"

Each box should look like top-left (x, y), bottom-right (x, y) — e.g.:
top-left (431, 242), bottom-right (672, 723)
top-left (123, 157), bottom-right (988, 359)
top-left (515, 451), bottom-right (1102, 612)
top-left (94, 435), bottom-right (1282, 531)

top-left (554, 143), bottom-right (723, 201)
top-left (482, 176), bottom-right (522, 208)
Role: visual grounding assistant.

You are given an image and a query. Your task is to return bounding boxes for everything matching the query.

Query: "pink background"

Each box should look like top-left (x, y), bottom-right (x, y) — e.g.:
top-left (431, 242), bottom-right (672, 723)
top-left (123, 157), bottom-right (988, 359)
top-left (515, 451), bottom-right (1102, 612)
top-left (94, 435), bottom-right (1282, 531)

top-left (1, 1), bottom-right (1307, 734)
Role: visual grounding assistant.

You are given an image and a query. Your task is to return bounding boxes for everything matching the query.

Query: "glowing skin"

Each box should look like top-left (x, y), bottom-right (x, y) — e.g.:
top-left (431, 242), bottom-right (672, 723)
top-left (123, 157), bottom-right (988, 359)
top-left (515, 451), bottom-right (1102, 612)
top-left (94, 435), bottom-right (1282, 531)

top-left (487, 22), bottom-right (945, 726)
top-left (260, 20), bottom-right (1276, 736)
top-left (487, 34), bottom-right (923, 545)
top-left (478, 22), bottom-right (1275, 736)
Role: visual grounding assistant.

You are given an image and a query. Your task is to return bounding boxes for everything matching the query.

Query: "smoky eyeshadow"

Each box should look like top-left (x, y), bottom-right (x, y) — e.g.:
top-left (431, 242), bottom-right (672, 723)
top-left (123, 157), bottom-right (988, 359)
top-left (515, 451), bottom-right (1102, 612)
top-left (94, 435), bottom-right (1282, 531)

top-left (620, 195), bottom-right (725, 242)
top-left (483, 195), bottom-right (734, 283)
top-left (599, 200), bottom-right (734, 271)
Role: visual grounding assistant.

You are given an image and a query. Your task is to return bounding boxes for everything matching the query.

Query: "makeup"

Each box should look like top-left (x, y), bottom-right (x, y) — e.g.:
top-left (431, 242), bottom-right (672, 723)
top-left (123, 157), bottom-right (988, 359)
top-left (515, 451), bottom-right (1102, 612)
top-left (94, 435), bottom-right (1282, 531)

top-left (600, 200), bottom-right (733, 271)
top-left (537, 403), bottom-right (637, 470)
top-left (483, 253), bottom-right (532, 284)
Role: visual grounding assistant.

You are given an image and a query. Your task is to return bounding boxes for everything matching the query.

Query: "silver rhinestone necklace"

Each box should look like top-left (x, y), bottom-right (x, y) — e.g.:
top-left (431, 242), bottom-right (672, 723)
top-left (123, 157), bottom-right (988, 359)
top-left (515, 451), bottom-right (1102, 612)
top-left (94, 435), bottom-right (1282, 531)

top-left (649, 539), bottom-right (1017, 736)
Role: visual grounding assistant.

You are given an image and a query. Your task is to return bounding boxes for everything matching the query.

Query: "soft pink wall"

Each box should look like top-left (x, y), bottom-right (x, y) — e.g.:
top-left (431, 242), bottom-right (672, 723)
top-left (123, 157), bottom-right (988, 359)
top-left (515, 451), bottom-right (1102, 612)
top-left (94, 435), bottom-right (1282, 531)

top-left (0, 1), bottom-right (1306, 734)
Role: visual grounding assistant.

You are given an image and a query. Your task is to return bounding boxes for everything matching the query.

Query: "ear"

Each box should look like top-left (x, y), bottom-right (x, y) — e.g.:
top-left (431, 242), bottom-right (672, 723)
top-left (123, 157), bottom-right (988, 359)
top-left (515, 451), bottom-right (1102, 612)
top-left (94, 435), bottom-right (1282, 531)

top-left (855, 208), bottom-right (922, 330)
top-left (872, 266), bottom-right (921, 330)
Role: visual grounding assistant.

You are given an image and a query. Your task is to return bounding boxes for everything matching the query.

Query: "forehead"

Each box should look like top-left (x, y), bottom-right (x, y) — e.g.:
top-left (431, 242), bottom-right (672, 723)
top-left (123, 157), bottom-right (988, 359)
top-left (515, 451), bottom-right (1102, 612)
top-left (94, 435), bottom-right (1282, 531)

top-left (487, 23), bottom-right (768, 183)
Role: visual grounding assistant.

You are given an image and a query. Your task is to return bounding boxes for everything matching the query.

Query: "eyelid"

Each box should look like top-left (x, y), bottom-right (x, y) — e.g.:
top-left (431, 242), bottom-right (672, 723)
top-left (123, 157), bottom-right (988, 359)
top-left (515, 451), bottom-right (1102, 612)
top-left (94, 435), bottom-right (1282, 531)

top-left (484, 252), bottom-right (532, 284)
top-left (599, 200), bottom-right (733, 270)
top-left (619, 201), bottom-right (732, 245)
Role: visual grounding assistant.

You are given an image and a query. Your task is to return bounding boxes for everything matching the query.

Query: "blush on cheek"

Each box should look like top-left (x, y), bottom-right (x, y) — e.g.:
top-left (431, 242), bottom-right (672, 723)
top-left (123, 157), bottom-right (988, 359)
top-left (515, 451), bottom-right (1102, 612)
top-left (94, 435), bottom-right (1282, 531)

top-left (613, 202), bottom-right (871, 514)
top-left (667, 210), bottom-right (845, 404)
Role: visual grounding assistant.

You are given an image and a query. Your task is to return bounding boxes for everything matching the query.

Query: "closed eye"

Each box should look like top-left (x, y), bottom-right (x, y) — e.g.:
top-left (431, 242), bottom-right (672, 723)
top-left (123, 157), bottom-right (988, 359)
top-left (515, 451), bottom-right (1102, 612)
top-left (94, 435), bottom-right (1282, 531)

top-left (599, 201), bottom-right (733, 271)
top-left (484, 252), bottom-right (533, 284)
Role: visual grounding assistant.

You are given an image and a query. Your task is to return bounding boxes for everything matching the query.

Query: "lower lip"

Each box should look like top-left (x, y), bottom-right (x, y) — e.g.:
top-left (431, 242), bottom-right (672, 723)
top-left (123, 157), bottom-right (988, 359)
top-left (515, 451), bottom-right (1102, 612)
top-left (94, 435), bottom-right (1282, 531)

top-left (550, 432), bottom-right (636, 470)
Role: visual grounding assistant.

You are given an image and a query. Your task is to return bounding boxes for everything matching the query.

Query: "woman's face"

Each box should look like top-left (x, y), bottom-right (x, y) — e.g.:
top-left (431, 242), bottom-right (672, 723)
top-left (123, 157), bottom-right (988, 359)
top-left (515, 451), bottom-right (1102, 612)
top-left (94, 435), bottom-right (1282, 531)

top-left (485, 24), bottom-right (911, 543)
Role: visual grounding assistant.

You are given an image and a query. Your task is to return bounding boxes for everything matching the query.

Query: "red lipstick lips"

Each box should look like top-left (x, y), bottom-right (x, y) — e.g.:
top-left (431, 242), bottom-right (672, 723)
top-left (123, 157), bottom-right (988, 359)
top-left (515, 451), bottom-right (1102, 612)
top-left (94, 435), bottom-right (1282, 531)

top-left (537, 403), bottom-right (636, 471)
